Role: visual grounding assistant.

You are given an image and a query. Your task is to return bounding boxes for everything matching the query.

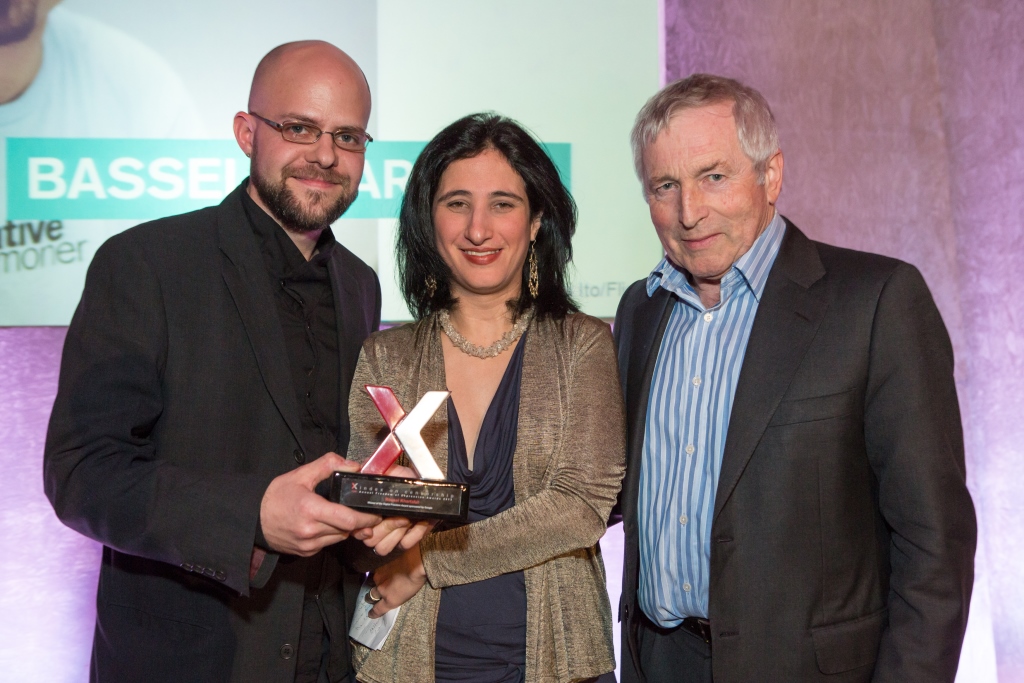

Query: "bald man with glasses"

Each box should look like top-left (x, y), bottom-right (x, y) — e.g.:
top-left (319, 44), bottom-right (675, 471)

top-left (45, 41), bottom-right (425, 683)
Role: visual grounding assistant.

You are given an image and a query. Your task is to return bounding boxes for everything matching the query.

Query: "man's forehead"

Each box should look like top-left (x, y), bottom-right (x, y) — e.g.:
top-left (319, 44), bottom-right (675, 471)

top-left (646, 105), bottom-right (742, 169)
top-left (666, 103), bottom-right (737, 142)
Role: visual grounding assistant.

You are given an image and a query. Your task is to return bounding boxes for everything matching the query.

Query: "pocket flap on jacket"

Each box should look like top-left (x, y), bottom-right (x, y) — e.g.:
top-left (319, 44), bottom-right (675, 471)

top-left (811, 608), bottom-right (887, 674)
top-left (768, 388), bottom-right (857, 427)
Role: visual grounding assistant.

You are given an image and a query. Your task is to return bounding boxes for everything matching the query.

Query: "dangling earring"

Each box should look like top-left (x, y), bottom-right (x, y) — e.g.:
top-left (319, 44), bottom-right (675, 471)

top-left (425, 275), bottom-right (437, 297)
top-left (528, 242), bottom-right (539, 299)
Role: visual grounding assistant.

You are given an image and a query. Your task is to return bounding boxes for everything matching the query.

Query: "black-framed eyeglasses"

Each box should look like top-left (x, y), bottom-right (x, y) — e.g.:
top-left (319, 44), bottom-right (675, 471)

top-left (249, 111), bottom-right (373, 152)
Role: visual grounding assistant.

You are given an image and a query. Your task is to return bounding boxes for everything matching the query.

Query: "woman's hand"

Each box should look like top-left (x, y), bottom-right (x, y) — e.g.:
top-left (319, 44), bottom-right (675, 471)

top-left (361, 517), bottom-right (435, 557)
top-left (369, 545), bottom-right (426, 618)
top-left (358, 464), bottom-right (437, 557)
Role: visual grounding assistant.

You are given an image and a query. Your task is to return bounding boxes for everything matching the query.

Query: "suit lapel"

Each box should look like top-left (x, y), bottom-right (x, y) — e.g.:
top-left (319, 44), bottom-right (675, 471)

top-left (713, 223), bottom-right (828, 520)
top-left (621, 287), bottom-right (674, 526)
top-left (217, 188), bottom-right (305, 451)
top-left (328, 255), bottom-right (360, 451)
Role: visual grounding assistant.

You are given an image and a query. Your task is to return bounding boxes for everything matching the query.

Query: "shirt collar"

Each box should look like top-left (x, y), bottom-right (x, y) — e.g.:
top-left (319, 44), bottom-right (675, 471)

top-left (645, 210), bottom-right (786, 304)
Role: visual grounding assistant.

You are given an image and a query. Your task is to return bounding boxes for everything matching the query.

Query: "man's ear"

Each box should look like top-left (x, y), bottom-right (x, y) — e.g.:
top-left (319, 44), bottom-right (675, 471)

top-left (233, 112), bottom-right (256, 158)
top-left (764, 150), bottom-right (784, 204)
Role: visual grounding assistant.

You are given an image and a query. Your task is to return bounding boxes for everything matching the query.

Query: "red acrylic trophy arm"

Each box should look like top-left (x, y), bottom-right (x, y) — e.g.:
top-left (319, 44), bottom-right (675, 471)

top-left (365, 385), bottom-right (406, 428)
top-left (360, 433), bottom-right (403, 475)
top-left (360, 386), bottom-right (407, 475)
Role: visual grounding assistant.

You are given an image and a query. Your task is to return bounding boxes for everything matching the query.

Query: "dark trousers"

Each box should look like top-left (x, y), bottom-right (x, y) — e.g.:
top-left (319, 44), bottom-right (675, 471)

top-left (620, 612), bottom-right (713, 683)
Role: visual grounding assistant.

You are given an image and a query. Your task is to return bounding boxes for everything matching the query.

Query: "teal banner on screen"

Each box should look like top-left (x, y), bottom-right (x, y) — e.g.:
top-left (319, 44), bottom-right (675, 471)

top-left (5, 138), bottom-right (571, 221)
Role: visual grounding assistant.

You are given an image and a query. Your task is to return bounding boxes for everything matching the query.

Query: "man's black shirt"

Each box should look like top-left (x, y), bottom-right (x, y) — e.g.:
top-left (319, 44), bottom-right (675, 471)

top-left (242, 187), bottom-right (345, 683)
top-left (244, 190), bottom-right (341, 461)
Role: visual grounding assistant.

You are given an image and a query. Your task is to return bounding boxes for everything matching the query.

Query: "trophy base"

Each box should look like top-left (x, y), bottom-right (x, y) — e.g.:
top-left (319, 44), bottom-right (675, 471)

top-left (327, 471), bottom-right (470, 522)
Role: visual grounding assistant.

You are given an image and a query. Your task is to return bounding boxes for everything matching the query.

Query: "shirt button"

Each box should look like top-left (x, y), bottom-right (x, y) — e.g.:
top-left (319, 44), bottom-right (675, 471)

top-left (685, 444), bottom-right (695, 455)
top-left (280, 643), bottom-right (294, 660)
top-left (293, 449), bottom-right (305, 464)
top-left (679, 514), bottom-right (688, 525)
top-left (683, 582), bottom-right (692, 592)
top-left (692, 376), bottom-right (701, 387)
top-left (703, 312), bottom-right (713, 322)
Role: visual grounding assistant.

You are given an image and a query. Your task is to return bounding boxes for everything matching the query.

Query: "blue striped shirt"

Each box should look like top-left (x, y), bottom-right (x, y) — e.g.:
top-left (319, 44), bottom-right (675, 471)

top-left (638, 212), bottom-right (786, 626)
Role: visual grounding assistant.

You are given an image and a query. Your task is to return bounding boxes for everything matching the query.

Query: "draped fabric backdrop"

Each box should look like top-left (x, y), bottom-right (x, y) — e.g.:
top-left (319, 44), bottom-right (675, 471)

top-left (662, 0), bottom-right (1023, 680)
top-left (0, 0), bottom-right (1021, 680)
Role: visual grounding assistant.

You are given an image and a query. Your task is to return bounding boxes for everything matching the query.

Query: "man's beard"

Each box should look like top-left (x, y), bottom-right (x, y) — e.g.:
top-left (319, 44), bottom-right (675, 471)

top-left (249, 141), bottom-right (357, 234)
top-left (0, 0), bottom-right (39, 46)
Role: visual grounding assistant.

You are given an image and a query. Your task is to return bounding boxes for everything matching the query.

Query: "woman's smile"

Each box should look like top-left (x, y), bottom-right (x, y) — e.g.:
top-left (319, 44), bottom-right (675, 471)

top-left (462, 248), bottom-right (502, 265)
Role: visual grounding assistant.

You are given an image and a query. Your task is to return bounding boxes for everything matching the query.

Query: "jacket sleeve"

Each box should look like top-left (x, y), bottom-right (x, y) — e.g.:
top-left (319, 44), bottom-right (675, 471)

top-left (866, 263), bottom-right (976, 682)
top-left (43, 234), bottom-right (273, 597)
top-left (419, 319), bottom-right (627, 588)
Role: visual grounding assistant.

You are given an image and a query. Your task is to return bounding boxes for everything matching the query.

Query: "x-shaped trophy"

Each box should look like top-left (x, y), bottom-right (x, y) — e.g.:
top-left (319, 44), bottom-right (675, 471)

top-left (327, 385), bottom-right (470, 522)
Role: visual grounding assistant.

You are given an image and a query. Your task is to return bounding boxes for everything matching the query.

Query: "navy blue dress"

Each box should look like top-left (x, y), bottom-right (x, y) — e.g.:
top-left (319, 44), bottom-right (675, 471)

top-left (434, 335), bottom-right (528, 683)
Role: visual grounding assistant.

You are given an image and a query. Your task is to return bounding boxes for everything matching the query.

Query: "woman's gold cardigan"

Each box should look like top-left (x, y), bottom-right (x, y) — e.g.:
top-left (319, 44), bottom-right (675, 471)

top-left (348, 311), bottom-right (626, 683)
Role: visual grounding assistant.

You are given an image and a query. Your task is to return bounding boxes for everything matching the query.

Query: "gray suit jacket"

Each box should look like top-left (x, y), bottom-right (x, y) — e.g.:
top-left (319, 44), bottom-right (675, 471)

top-left (613, 219), bottom-right (976, 682)
top-left (44, 183), bottom-right (381, 683)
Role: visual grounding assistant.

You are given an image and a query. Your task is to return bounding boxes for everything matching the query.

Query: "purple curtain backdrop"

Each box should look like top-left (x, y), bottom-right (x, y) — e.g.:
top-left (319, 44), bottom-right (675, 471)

top-left (0, 327), bottom-right (99, 678)
top-left (662, 0), bottom-right (1022, 680)
top-left (933, 2), bottom-right (1024, 680)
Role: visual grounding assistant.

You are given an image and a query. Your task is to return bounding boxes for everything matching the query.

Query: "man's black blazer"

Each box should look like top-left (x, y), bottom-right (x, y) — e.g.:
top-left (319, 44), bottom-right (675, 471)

top-left (44, 183), bottom-right (381, 683)
top-left (613, 219), bottom-right (976, 682)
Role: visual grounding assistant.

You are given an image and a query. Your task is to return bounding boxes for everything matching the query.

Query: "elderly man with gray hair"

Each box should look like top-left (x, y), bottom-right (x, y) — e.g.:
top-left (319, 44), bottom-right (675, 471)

top-left (612, 73), bottom-right (976, 682)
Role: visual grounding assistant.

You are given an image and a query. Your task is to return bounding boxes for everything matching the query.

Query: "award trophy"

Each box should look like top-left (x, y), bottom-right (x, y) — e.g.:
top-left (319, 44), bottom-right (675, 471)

top-left (327, 385), bottom-right (470, 522)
